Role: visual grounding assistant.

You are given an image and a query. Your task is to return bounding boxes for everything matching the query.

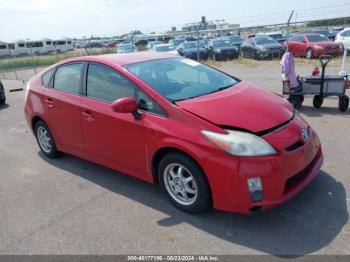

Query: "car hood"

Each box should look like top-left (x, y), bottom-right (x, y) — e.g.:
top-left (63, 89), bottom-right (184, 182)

top-left (176, 81), bottom-right (293, 133)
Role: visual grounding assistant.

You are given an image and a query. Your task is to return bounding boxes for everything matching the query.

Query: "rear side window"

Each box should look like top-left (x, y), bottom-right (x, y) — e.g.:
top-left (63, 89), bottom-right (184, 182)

top-left (42, 69), bottom-right (55, 87)
top-left (53, 63), bottom-right (83, 95)
top-left (86, 63), bottom-right (135, 102)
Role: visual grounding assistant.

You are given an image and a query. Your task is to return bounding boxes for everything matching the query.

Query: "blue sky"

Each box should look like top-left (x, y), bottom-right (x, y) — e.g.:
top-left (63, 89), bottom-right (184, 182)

top-left (0, 0), bottom-right (348, 41)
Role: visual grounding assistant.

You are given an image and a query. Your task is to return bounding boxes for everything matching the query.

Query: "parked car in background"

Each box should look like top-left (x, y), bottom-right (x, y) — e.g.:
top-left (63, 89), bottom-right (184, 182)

top-left (147, 41), bottom-right (162, 50)
top-left (117, 43), bottom-right (138, 53)
top-left (24, 52), bottom-right (323, 214)
top-left (84, 41), bottom-right (102, 49)
top-left (287, 33), bottom-right (342, 59)
top-left (240, 36), bottom-right (285, 59)
top-left (169, 38), bottom-right (186, 48)
top-left (0, 80), bottom-right (5, 105)
top-left (177, 41), bottom-right (208, 60)
top-left (310, 29), bottom-right (338, 41)
top-left (222, 35), bottom-right (244, 51)
top-left (263, 32), bottom-right (286, 43)
top-left (206, 39), bottom-right (239, 60)
top-left (335, 27), bottom-right (350, 50)
top-left (153, 44), bottom-right (176, 52)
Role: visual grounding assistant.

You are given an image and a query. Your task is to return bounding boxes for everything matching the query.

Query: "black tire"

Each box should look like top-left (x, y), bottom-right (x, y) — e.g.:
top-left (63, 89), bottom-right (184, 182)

top-left (0, 82), bottom-right (5, 105)
top-left (288, 95), bottom-right (303, 109)
top-left (158, 152), bottom-right (212, 213)
top-left (313, 95), bottom-right (323, 108)
top-left (338, 95), bottom-right (349, 112)
top-left (306, 48), bottom-right (313, 59)
top-left (34, 120), bottom-right (61, 158)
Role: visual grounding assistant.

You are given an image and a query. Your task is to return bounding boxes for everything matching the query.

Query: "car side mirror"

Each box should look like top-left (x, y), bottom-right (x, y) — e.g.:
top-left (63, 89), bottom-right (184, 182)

top-left (111, 97), bottom-right (141, 120)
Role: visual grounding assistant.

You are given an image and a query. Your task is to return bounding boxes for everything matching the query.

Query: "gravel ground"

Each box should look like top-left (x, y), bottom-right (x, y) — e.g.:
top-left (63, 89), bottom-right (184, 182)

top-left (0, 61), bottom-right (349, 256)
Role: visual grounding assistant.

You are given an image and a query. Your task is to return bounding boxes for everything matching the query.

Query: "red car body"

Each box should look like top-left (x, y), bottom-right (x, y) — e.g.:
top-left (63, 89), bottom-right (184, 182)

top-left (287, 33), bottom-right (342, 58)
top-left (24, 52), bottom-right (323, 214)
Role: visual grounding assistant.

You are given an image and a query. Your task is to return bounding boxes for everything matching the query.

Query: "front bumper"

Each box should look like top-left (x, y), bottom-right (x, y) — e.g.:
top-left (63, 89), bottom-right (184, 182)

top-left (201, 115), bottom-right (323, 214)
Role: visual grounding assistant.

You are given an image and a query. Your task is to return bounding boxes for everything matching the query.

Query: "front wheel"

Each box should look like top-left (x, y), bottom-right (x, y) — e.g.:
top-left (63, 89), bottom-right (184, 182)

top-left (306, 48), bottom-right (313, 59)
top-left (158, 153), bottom-right (212, 213)
top-left (35, 120), bottom-right (61, 158)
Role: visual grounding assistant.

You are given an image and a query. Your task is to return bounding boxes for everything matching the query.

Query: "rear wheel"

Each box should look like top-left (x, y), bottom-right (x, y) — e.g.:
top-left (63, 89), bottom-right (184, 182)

top-left (313, 95), bottom-right (323, 108)
top-left (158, 153), bottom-right (211, 213)
top-left (306, 48), bottom-right (313, 59)
top-left (34, 120), bottom-right (61, 158)
top-left (338, 95), bottom-right (349, 112)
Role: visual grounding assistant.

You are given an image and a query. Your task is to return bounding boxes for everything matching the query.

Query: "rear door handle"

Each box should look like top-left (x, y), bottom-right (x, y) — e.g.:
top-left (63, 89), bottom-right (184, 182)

top-left (45, 98), bottom-right (54, 108)
top-left (82, 110), bottom-right (94, 121)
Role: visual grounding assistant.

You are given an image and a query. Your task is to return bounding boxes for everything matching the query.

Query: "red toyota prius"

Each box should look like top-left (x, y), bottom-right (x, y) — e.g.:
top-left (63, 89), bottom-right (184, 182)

top-left (24, 52), bottom-right (323, 214)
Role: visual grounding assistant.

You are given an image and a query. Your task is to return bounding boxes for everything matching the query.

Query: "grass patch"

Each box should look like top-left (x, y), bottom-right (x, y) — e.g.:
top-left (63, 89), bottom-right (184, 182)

top-left (0, 48), bottom-right (115, 71)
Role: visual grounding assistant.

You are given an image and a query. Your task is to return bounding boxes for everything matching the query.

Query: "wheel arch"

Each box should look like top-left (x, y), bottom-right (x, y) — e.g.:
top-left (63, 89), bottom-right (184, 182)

top-left (151, 147), bottom-right (208, 186)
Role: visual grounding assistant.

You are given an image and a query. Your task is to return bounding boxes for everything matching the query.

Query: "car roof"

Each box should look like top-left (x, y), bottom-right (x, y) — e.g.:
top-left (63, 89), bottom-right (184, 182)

top-left (65, 52), bottom-right (179, 66)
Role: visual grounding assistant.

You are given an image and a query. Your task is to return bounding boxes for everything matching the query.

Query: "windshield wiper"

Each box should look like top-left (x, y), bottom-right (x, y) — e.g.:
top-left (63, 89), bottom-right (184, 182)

top-left (172, 96), bottom-right (200, 103)
top-left (207, 84), bottom-right (232, 95)
top-left (172, 85), bottom-right (233, 103)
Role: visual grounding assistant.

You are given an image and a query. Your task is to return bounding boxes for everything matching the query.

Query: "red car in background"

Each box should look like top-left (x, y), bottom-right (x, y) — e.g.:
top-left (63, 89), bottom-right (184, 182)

top-left (287, 33), bottom-right (342, 59)
top-left (24, 52), bottom-right (323, 214)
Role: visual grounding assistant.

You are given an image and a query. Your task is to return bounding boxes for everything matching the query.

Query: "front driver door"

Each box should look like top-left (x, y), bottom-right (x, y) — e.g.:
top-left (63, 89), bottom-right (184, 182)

top-left (80, 62), bottom-right (147, 174)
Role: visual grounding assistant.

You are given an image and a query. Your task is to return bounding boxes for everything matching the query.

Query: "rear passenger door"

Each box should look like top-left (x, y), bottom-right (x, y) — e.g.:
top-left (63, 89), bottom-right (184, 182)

top-left (44, 62), bottom-right (85, 151)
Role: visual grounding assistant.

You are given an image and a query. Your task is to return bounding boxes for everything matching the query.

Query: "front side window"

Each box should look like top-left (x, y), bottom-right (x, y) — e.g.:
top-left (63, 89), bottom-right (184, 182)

top-left (53, 63), bottom-right (83, 95)
top-left (124, 58), bottom-right (238, 102)
top-left (87, 63), bottom-right (135, 102)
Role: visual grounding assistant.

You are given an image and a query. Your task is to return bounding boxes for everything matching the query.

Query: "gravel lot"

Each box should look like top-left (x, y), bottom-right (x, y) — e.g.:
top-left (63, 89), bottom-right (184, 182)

top-left (0, 62), bottom-right (349, 256)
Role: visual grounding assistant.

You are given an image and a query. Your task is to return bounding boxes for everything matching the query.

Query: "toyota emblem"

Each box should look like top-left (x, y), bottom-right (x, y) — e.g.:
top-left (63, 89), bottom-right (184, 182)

top-left (301, 128), bottom-right (310, 141)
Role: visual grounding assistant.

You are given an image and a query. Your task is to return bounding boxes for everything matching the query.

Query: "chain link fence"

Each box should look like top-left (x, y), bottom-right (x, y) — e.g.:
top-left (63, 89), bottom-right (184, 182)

top-left (1, 12), bottom-right (350, 82)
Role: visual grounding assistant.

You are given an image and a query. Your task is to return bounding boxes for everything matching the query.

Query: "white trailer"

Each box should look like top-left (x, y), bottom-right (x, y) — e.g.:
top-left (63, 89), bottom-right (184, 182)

top-left (25, 40), bottom-right (55, 55)
top-left (7, 42), bottom-right (30, 56)
top-left (54, 39), bottom-right (74, 53)
top-left (0, 42), bottom-right (10, 58)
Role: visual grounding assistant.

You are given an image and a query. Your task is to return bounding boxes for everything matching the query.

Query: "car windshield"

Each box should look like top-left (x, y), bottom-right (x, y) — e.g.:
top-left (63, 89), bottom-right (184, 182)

top-left (227, 36), bottom-right (242, 42)
top-left (269, 34), bottom-right (283, 39)
top-left (315, 30), bottom-right (335, 36)
top-left (124, 58), bottom-right (238, 102)
top-left (170, 39), bottom-right (185, 46)
top-left (118, 44), bottom-right (133, 51)
top-left (255, 38), bottom-right (277, 45)
top-left (154, 45), bottom-right (173, 52)
top-left (306, 35), bottom-right (329, 42)
top-left (212, 40), bottom-right (231, 47)
top-left (183, 42), bottom-right (197, 49)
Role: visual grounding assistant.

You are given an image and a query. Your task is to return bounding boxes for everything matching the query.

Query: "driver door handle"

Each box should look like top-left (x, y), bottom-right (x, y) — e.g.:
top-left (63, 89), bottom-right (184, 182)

top-left (82, 110), bottom-right (94, 121)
